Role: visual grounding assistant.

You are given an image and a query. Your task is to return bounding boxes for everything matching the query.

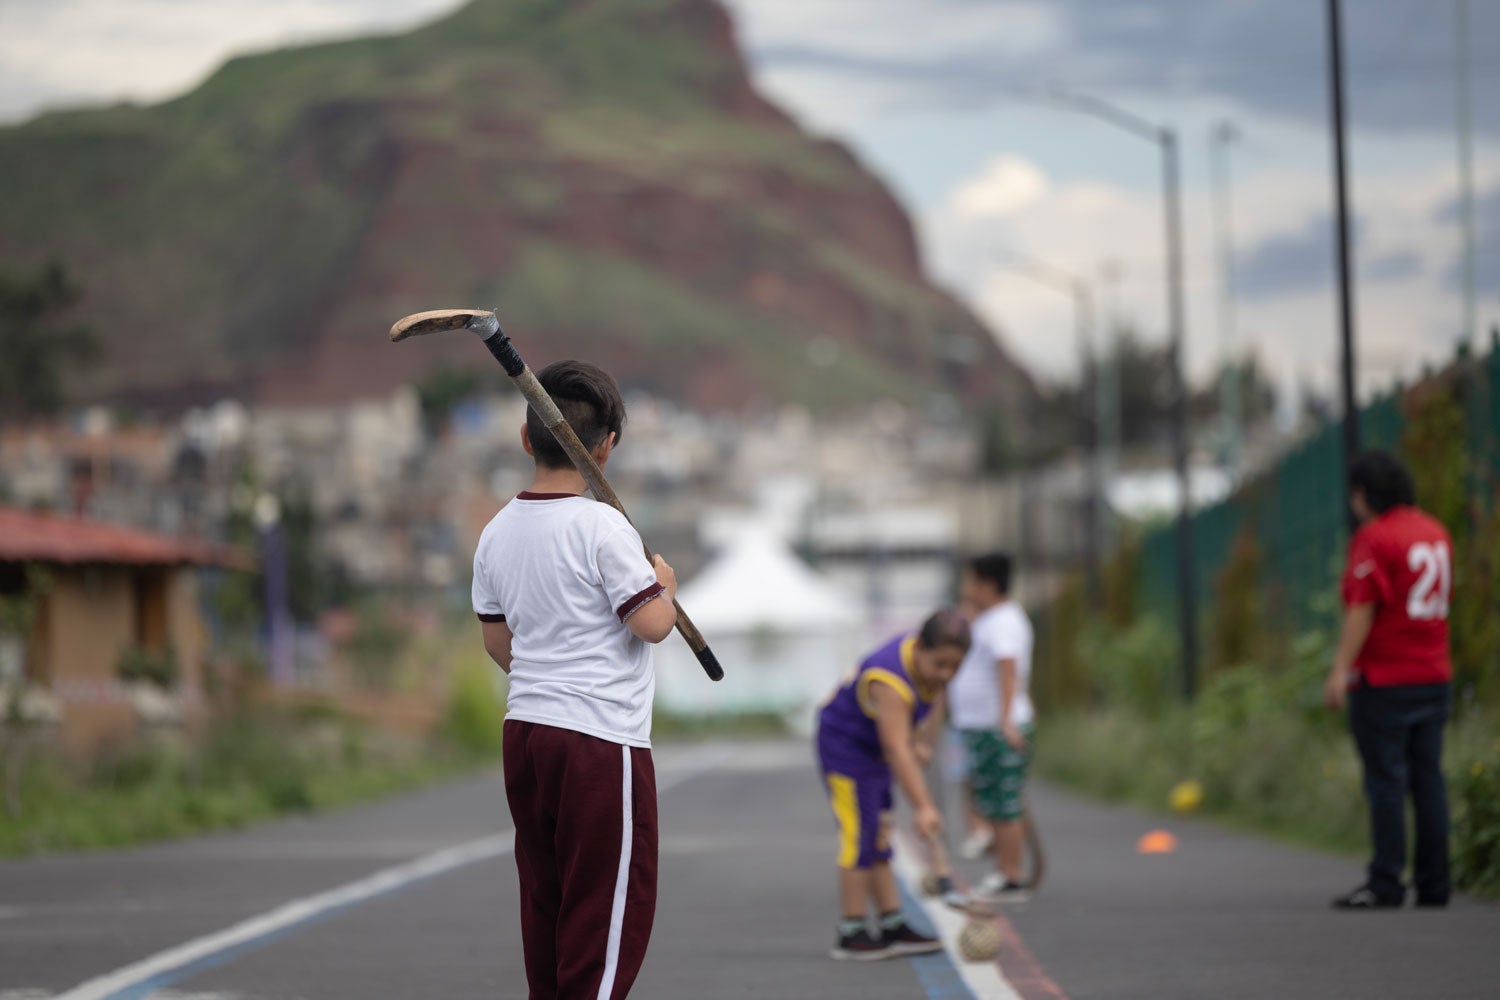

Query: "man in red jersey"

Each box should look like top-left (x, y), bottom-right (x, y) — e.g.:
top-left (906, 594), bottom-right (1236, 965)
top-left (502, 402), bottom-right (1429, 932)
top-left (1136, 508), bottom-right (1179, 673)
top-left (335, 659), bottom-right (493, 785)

top-left (1323, 450), bottom-right (1453, 910)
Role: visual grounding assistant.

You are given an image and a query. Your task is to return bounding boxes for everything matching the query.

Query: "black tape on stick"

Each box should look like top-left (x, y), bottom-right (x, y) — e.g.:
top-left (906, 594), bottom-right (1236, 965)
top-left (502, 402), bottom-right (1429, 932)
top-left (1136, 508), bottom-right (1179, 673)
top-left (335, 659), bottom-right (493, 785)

top-left (695, 645), bottom-right (725, 682)
top-left (483, 331), bottom-right (526, 378)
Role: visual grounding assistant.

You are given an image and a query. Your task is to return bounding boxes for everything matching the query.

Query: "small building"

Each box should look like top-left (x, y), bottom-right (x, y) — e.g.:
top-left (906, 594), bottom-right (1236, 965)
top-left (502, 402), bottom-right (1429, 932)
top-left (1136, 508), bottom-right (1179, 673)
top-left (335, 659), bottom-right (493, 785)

top-left (0, 506), bottom-right (248, 753)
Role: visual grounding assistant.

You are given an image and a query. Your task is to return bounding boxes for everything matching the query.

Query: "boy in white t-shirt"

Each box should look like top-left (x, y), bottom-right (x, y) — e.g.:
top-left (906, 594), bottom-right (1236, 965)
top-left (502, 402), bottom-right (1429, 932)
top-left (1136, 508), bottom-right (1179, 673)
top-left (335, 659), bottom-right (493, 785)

top-left (472, 360), bottom-right (678, 1000)
top-left (947, 552), bottom-right (1035, 903)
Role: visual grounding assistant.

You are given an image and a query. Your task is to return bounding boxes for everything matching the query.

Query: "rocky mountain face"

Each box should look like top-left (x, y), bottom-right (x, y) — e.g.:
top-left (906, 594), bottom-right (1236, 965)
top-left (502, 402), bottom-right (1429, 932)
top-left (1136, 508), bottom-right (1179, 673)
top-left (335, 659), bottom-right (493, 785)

top-left (0, 0), bottom-right (1033, 417)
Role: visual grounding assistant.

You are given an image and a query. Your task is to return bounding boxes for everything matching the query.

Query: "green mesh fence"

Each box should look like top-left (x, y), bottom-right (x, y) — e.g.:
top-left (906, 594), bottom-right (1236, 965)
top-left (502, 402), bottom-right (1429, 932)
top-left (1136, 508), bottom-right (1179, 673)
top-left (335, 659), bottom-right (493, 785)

top-left (1133, 334), bottom-right (1500, 645)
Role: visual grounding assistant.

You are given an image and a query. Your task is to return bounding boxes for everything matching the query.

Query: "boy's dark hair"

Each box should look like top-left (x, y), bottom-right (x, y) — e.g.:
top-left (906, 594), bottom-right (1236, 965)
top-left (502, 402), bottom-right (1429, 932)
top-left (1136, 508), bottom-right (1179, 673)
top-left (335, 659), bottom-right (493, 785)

top-left (917, 609), bottom-right (971, 651)
top-left (966, 552), bottom-right (1013, 596)
top-left (526, 360), bottom-right (626, 469)
top-left (1348, 449), bottom-right (1415, 514)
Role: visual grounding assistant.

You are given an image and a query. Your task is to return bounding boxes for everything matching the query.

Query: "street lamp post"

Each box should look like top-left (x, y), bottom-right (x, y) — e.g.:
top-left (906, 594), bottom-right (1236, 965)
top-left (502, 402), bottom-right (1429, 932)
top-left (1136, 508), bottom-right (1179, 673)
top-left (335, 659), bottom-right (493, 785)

top-left (998, 255), bottom-right (1102, 607)
top-left (1454, 0), bottom-right (1477, 347)
top-left (1026, 85), bottom-right (1198, 699)
top-left (1326, 0), bottom-right (1361, 530)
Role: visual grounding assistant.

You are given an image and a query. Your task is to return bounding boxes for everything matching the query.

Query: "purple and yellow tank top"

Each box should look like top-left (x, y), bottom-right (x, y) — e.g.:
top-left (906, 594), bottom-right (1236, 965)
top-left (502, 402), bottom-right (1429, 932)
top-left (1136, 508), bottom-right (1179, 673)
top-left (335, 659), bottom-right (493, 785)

top-left (817, 632), bottom-right (935, 770)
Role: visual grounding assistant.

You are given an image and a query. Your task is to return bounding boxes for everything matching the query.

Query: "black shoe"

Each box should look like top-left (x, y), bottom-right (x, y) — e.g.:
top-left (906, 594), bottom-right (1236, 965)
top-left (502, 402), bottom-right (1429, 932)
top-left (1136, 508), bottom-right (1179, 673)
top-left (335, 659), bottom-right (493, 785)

top-left (830, 928), bottom-right (896, 961)
top-left (882, 922), bottom-right (943, 956)
top-left (1415, 895), bottom-right (1449, 909)
top-left (1331, 885), bottom-right (1402, 909)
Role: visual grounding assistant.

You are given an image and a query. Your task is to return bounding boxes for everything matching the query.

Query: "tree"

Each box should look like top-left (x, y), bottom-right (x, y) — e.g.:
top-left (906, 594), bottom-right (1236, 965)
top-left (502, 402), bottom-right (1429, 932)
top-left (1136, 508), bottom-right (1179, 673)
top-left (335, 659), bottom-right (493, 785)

top-left (1033, 325), bottom-right (1174, 457)
top-left (0, 261), bottom-right (97, 423)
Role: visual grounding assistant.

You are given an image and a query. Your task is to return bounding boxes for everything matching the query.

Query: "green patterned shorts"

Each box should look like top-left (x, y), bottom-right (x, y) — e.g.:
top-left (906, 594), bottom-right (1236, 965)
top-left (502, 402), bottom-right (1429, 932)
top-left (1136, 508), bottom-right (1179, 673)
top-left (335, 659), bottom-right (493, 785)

top-left (962, 726), bottom-right (1033, 821)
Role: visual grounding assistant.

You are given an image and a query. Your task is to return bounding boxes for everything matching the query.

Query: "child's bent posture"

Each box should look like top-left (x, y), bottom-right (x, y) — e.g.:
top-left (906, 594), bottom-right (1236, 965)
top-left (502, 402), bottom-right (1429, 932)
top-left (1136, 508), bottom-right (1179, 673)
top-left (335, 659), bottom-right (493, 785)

top-left (473, 360), bottom-right (678, 999)
top-left (816, 611), bottom-right (970, 960)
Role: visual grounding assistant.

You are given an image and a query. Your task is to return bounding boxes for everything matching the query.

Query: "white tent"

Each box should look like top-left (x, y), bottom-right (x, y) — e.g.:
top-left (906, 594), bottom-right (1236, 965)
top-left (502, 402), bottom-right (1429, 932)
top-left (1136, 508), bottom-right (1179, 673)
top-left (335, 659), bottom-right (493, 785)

top-left (653, 528), bottom-right (864, 730)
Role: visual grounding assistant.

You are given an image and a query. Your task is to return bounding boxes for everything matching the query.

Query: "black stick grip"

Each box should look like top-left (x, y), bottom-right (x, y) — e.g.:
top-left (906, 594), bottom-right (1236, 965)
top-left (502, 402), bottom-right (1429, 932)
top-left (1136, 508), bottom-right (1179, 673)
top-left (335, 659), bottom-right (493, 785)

top-left (483, 330), bottom-right (526, 377)
top-left (694, 644), bottom-right (725, 682)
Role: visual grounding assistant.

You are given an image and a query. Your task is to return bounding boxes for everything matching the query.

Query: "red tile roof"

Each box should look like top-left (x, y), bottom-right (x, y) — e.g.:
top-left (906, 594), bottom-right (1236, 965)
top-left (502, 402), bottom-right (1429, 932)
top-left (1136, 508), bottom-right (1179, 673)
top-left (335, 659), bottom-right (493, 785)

top-left (0, 506), bottom-right (252, 569)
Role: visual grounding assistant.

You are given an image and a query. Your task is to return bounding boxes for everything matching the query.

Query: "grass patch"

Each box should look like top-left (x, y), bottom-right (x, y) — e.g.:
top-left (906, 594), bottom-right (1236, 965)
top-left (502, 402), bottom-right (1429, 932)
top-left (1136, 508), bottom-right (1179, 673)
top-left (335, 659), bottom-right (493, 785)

top-left (653, 708), bottom-right (790, 741)
top-left (0, 637), bottom-right (507, 857)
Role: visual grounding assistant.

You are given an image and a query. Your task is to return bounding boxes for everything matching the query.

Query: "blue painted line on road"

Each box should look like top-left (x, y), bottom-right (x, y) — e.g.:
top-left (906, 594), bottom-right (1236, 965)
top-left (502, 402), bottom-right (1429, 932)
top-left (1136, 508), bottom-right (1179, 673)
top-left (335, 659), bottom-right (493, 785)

top-left (899, 878), bottom-right (975, 999)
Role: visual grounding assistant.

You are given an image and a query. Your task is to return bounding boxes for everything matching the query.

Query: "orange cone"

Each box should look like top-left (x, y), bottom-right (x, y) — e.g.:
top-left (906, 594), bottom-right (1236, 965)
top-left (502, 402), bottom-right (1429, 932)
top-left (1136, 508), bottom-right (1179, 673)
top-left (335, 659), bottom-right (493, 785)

top-left (1137, 829), bottom-right (1179, 854)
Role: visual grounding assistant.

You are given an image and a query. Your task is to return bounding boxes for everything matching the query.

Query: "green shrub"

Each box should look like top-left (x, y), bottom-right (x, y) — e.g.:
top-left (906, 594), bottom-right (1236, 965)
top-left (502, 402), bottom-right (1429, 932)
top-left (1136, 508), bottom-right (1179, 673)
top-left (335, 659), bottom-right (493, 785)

top-left (116, 645), bottom-right (180, 689)
top-left (1453, 738), bottom-right (1500, 896)
top-left (444, 659), bottom-right (505, 758)
top-left (1208, 530), bottom-right (1264, 674)
top-left (1079, 615), bottom-right (1175, 716)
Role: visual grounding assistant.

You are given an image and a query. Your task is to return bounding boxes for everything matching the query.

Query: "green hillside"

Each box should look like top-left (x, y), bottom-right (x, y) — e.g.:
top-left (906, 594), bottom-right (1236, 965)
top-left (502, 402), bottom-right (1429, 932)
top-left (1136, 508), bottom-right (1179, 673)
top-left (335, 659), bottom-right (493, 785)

top-left (0, 0), bottom-right (1032, 414)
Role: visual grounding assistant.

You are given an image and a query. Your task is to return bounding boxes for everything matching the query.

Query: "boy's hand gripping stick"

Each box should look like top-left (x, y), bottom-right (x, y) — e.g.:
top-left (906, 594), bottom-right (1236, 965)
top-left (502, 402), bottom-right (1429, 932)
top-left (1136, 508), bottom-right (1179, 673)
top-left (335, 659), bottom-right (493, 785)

top-left (390, 308), bottom-right (724, 682)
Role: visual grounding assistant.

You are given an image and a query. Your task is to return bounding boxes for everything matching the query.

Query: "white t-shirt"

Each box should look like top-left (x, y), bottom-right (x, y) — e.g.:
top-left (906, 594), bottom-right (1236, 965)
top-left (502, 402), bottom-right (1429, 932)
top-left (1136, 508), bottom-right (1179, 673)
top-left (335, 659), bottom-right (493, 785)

top-left (948, 600), bottom-right (1034, 731)
top-left (471, 492), bottom-right (664, 748)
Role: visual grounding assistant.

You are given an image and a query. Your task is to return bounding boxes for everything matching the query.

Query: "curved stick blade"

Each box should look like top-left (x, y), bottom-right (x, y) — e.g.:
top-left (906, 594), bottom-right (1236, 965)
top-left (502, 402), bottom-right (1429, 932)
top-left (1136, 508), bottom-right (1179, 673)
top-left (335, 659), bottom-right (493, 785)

top-left (390, 308), bottom-right (496, 343)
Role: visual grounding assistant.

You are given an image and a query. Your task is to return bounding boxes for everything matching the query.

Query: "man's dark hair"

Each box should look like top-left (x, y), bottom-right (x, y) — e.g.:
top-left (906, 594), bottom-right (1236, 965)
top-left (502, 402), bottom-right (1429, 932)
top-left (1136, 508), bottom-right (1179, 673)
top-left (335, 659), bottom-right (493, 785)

top-left (967, 552), bottom-right (1013, 595)
top-left (1348, 449), bottom-right (1415, 514)
top-left (526, 360), bottom-right (626, 469)
top-left (917, 609), bottom-right (971, 651)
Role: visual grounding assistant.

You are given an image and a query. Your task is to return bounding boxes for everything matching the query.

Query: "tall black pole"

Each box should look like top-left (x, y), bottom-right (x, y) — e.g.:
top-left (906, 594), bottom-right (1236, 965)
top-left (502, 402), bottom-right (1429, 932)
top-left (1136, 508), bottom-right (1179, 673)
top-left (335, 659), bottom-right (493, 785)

top-left (1327, 0), bottom-right (1360, 530)
top-left (1163, 128), bottom-right (1198, 700)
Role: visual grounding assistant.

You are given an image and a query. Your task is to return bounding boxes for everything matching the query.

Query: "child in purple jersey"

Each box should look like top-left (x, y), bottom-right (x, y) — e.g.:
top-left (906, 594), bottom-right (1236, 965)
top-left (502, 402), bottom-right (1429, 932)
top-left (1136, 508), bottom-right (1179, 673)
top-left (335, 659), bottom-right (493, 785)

top-left (816, 610), bottom-right (970, 961)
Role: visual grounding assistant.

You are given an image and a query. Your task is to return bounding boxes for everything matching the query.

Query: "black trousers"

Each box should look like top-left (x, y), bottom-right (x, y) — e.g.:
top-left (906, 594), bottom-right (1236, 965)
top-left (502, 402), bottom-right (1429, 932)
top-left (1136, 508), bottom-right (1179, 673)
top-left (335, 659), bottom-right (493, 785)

top-left (1347, 682), bottom-right (1451, 903)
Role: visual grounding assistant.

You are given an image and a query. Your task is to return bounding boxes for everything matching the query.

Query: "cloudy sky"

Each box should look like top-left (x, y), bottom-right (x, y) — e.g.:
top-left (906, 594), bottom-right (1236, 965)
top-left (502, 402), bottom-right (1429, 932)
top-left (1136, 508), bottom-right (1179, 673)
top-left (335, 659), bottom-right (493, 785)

top-left (2, 0), bottom-right (1497, 397)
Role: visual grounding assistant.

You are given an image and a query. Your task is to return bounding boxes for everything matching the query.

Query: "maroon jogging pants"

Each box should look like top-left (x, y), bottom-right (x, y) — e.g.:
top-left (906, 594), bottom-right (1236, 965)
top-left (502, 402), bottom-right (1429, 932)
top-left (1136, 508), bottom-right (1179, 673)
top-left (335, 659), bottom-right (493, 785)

top-left (503, 720), bottom-right (658, 1000)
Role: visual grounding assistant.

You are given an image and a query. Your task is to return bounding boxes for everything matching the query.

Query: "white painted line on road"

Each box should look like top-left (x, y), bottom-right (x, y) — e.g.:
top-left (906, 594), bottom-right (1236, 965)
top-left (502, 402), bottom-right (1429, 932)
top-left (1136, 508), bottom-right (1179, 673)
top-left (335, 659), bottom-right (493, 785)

top-left (893, 831), bottom-right (1022, 1000)
top-left (54, 750), bottom-right (732, 1000)
top-left (53, 832), bottom-right (515, 1000)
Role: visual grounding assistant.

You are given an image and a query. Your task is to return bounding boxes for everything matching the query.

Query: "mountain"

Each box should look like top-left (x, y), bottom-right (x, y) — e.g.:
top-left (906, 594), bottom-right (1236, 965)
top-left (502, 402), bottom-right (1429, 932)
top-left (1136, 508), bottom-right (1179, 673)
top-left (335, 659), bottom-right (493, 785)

top-left (0, 0), bottom-right (1033, 415)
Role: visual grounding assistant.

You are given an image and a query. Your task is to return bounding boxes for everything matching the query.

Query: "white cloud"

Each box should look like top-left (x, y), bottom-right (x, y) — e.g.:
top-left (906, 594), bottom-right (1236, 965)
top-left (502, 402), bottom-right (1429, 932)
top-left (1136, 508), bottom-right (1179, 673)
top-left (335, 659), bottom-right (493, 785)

top-left (948, 156), bottom-right (1052, 219)
top-left (923, 149), bottom-right (1500, 396)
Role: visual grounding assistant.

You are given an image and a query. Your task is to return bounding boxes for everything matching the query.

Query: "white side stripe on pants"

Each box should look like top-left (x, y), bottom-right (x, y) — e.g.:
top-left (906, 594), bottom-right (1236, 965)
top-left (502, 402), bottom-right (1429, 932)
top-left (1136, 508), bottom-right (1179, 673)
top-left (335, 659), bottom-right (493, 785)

top-left (598, 744), bottom-right (634, 1000)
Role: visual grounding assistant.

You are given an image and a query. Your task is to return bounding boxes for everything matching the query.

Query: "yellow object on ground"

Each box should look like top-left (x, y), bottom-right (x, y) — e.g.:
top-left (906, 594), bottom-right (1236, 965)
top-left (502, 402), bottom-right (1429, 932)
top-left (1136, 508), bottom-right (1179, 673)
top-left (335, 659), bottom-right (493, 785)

top-left (1169, 779), bottom-right (1204, 814)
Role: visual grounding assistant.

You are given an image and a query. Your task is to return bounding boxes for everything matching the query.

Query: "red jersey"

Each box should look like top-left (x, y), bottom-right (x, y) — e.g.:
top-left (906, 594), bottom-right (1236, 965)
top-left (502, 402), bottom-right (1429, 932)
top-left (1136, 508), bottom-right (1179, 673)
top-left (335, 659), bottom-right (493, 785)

top-left (1340, 505), bottom-right (1452, 687)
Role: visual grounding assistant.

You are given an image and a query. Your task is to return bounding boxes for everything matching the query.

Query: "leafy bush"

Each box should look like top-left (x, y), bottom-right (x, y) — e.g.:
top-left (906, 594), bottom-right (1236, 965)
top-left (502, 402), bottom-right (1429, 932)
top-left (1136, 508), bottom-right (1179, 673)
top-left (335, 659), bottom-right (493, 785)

top-left (1208, 530), bottom-right (1264, 674)
top-left (1453, 738), bottom-right (1500, 897)
top-left (1078, 615), bottom-right (1175, 717)
top-left (116, 645), bottom-right (179, 690)
top-left (444, 658), bottom-right (505, 758)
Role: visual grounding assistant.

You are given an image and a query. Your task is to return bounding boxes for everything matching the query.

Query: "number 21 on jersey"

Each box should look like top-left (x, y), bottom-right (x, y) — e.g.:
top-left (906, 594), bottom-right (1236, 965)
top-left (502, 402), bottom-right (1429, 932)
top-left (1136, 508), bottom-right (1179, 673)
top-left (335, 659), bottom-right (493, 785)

top-left (1407, 541), bottom-right (1451, 620)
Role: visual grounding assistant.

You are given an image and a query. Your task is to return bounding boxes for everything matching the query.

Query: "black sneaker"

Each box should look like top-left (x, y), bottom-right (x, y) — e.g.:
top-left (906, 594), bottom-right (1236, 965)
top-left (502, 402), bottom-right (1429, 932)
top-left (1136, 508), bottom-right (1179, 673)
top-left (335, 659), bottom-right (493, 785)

top-left (882, 922), bottom-right (943, 956)
top-left (1414, 895), bottom-right (1449, 909)
top-left (1331, 885), bottom-right (1402, 910)
top-left (830, 928), bottom-right (896, 961)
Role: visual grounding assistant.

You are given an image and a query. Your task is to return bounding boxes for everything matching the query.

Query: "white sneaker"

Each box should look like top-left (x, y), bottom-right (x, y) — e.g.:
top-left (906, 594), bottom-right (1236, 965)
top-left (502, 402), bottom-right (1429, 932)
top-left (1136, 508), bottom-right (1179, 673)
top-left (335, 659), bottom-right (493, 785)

top-left (973, 873), bottom-right (1031, 904)
top-left (958, 827), bottom-right (994, 860)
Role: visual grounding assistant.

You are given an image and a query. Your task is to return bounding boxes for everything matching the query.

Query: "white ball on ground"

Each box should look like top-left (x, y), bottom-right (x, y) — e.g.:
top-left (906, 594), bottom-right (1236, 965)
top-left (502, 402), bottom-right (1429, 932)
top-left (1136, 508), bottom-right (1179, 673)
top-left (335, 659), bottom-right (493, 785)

top-left (957, 918), bottom-right (1003, 962)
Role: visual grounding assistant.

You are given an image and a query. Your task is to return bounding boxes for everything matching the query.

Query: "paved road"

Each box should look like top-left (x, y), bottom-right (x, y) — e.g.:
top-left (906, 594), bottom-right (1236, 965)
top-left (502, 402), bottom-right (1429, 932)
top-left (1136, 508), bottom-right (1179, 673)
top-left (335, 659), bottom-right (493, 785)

top-left (2, 739), bottom-right (1497, 999)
